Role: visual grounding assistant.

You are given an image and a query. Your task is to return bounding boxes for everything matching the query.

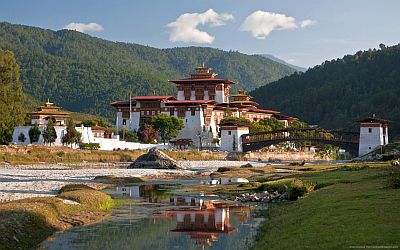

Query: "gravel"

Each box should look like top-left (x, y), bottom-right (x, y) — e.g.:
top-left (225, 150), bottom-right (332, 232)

top-left (0, 160), bottom-right (268, 202)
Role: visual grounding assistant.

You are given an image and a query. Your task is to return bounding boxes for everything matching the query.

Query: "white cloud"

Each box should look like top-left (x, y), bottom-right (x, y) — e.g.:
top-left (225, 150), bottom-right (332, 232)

top-left (300, 19), bottom-right (317, 28)
top-left (64, 22), bottom-right (103, 33)
top-left (167, 9), bottom-right (234, 44)
top-left (240, 11), bottom-right (316, 39)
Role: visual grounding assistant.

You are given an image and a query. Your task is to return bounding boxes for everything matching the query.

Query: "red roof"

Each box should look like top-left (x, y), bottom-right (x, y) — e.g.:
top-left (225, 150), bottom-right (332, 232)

top-left (110, 101), bottom-right (131, 106)
top-left (91, 126), bottom-right (106, 131)
top-left (133, 96), bottom-right (176, 101)
top-left (246, 107), bottom-right (280, 114)
top-left (165, 100), bottom-right (216, 105)
top-left (169, 78), bottom-right (237, 84)
top-left (355, 117), bottom-right (390, 124)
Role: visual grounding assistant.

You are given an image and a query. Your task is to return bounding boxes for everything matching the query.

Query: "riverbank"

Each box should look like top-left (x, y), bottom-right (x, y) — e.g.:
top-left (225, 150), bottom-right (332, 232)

top-left (0, 145), bottom-right (331, 165)
top-left (0, 184), bottom-right (114, 250)
top-left (251, 164), bottom-right (400, 249)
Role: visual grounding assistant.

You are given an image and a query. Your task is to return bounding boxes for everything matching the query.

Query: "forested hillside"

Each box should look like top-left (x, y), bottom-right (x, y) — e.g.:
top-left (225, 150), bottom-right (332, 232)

top-left (251, 44), bottom-right (400, 139)
top-left (0, 22), bottom-right (295, 119)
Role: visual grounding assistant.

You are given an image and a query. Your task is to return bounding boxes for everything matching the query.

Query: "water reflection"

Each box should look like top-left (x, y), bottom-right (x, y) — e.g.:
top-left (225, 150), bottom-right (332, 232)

top-left (41, 183), bottom-right (263, 250)
top-left (115, 185), bottom-right (253, 248)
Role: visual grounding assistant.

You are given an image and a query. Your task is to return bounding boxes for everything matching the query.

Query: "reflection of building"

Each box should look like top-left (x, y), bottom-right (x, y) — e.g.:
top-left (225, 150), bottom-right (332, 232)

top-left (167, 202), bottom-right (252, 248)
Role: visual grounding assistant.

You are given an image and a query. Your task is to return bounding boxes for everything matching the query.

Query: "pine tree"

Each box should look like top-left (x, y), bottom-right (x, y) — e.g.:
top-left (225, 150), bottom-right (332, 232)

top-left (62, 120), bottom-right (81, 147)
top-left (43, 118), bottom-right (57, 145)
top-left (0, 49), bottom-right (25, 144)
top-left (28, 123), bottom-right (41, 143)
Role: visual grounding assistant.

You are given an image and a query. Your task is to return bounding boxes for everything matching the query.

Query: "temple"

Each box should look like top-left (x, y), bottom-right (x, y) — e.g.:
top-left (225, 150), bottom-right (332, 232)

top-left (111, 66), bottom-right (296, 148)
top-left (28, 99), bottom-right (71, 126)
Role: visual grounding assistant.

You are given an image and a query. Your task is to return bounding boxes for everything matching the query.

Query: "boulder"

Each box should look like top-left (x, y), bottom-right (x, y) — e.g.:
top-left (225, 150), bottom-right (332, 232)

top-left (240, 163), bottom-right (254, 168)
top-left (129, 148), bottom-right (185, 169)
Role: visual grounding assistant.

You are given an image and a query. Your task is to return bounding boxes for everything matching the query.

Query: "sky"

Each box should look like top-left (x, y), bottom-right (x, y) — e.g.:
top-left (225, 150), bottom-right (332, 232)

top-left (1, 0), bottom-right (399, 68)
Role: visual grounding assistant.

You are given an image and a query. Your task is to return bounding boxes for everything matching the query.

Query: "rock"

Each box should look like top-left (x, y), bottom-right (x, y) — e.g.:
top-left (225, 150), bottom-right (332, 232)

top-left (240, 163), bottom-right (254, 168)
top-left (129, 148), bottom-right (185, 169)
top-left (217, 167), bottom-right (235, 172)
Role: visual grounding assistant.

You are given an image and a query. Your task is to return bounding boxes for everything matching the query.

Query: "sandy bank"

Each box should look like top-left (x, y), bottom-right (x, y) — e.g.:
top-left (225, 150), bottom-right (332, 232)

top-left (0, 160), bottom-right (267, 202)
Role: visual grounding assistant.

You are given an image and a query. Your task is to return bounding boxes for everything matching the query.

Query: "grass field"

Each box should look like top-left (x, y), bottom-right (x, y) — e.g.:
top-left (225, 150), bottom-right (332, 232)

top-left (0, 146), bottom-right (228, 164)
top-left (252, 164), bottom-right (400, 249)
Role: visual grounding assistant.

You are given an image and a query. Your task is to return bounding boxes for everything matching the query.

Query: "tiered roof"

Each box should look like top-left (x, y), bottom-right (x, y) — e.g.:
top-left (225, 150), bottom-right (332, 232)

top-left (28, 100), bottom-right (71, 117)
top-left (169, 66), bottom-right (237, 85)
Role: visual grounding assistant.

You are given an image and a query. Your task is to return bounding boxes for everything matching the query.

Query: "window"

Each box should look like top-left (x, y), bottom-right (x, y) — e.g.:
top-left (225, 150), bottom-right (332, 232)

top-left (123, 119), bottom-right (126, 125)
top-left (191, 107), bottom-right (196, 116)
top-left (368, 128), bottom-right (372, 133)
top-left (178, 108), bottom-right (186, 118)
top-left (209, 95), bottom-right (215, 100)
top-left (169, 108), bottom-right (174, 116)
top-left (228, 131), bottom-right (231, 135)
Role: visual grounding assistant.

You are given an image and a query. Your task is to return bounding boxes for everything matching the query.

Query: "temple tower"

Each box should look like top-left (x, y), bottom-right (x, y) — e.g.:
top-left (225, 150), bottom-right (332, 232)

top-left (169, 66), bottom-right (237, 103)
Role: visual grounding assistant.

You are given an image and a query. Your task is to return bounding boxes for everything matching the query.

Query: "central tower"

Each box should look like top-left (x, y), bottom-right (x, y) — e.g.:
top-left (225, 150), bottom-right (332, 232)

top-left (169, 66), bottom-right (237, 103)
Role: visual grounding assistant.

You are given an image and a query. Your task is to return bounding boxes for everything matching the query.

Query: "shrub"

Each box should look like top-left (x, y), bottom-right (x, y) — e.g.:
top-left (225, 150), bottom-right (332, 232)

top-left (389, 171), bottom-right (400, 189)
top-left (18, 133), bottom-right (26, 142)
top-left (58, 184), bottom-right (94, 194)
top-left (56, 151), bottom-right (65, 157)
top-left (79, 143), bottom-right (100, 150)
top-left (288, 179), bottom-right (316, 201)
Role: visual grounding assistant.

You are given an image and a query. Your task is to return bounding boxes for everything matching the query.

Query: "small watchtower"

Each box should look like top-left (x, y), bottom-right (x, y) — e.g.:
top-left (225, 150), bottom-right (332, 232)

top-left (356, 116), bottom-right (389, 156)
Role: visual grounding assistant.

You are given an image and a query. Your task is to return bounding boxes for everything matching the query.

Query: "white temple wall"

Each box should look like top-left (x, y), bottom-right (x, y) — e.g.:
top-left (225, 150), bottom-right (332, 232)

top-left (12, 126), bottom-right (67, 146)
top-left (115, 111), bottom-right (123, 134)
top-left (358, 125), bottom-right (387, 156)
top-left (215, 90), bottom-right (225, 103)
top-left (177, 91), bottom-right (184, 100)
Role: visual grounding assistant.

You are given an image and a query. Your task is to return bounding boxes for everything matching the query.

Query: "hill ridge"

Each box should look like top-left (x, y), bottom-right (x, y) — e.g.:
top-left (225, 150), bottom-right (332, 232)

top-left (0, 22), bottom-right (296, 120)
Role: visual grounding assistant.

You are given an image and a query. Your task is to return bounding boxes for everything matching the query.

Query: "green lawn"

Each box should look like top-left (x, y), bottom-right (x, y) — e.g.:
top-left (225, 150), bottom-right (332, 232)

top-left (253, 165), bottom-right (400, 249)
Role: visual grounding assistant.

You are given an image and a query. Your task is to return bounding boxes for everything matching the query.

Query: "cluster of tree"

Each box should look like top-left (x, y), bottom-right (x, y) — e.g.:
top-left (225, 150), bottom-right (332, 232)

top-left (251, 43), bottom-right (400, 140)
top-left (0, 22), bottom-right (296, 121)
top-left (0, 49), bottom-right (25, 144)
top-left (119, 114), bottom-right (184, 144)
top-left (219, 116), bottom-right (308, 133)
top-left (25, 119), bottom-right (81, 146)
top-left (78, 119), bottom-right (110, 128)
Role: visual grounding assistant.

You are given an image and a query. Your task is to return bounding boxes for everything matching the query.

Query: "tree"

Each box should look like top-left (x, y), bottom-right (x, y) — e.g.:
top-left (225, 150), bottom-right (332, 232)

top-left (42, 118), bottom-right (57, 145)
top-left (62, 120), bottom-right (81, 147)
top-left (18, 133), bottom-right (26, 143)
top-left (148, 114), bottom-right (184, 144)
top-left (250, 117), bottom-right (284, 133)
top-left (140, 124), bottom-right (158, 144)
top-left (120, 128), bottom-right (139, 142)
top-left (0, 49), bottom-right (25, 144)
top-left (28, 124), bottom-right (41, 143)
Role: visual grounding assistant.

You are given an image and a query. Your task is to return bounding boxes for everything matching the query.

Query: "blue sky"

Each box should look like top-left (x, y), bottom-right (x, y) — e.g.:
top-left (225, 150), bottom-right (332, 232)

top-left (1, 0), bottom-right (399, 67)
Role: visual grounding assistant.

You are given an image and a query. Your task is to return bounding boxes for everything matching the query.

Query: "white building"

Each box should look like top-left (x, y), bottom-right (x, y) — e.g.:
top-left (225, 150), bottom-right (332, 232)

top-left (12, 100), bottom-right (171, 151)
top-left (111, 66), bottom-right (296, 149)
top-left (356, 117), bottom-right (389, 156)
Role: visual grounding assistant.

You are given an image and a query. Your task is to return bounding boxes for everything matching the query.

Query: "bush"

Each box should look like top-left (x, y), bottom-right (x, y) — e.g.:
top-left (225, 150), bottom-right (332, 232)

top-left (389, 171), bottom-right (400, 189)
top-left (79, 143), bottom-right (100, 150)
top-left (58, 184), bottom-right (94, 194)
top-left (56, 151), bottom-right (65, 157)
top-left (288, 179), bottom-right (316, 201)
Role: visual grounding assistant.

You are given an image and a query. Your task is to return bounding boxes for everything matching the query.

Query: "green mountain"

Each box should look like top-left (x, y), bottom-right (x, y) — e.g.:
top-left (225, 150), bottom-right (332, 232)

top-left (0, 22), bottom-right (296, 120)
top-left (251, 44), bottom-right (400, 140)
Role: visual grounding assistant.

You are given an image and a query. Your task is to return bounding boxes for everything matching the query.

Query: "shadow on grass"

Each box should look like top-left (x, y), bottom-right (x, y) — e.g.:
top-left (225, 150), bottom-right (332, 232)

top-left (0, 210), bottom-right (55, 250)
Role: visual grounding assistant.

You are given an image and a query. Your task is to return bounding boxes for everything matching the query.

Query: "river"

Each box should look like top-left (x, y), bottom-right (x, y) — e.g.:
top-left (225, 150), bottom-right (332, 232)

top-left (40, 181), bottom-right (267, 250)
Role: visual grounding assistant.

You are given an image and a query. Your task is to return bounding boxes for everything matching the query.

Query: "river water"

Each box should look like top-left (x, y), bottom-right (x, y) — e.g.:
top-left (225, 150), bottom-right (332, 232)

top-left (40, 181), bottom-right (266, 250)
